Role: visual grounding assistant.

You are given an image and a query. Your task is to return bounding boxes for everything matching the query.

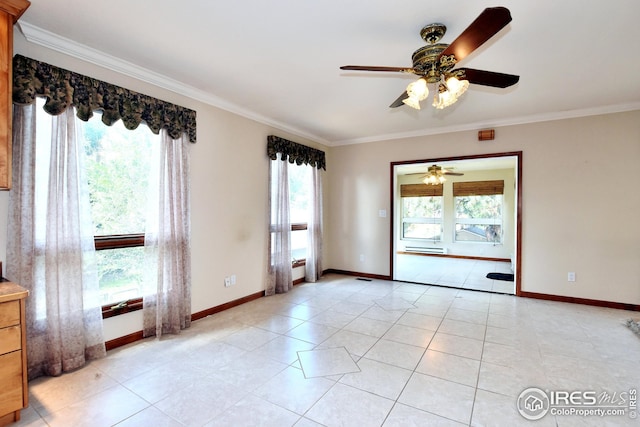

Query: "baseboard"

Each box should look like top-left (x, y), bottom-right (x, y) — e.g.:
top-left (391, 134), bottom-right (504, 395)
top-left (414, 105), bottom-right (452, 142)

top-left (105, 331), bottom-right (144, 351)
top-left (323, 269), bottom-right (391, 281)
top-left (520, 291), bottom-right (640, 312)
top-left (105, 279), bottom-right (308, 351)
top-left (397, 252), bottom-right (511, 263)
top-left (191, 290), bottom-right (266, 321)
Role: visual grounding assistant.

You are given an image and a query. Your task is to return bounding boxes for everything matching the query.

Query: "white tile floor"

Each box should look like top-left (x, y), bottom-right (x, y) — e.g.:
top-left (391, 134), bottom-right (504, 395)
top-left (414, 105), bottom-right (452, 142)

top-left (14, 274), bottom-right (640, 426)
top-left (395, 254), bottom-right (515, 293)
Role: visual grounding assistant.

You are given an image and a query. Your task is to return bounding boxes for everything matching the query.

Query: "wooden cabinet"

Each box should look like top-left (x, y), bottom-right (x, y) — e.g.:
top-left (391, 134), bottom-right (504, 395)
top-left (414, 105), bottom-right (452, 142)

top-left (0, 0), bottom-right (30, 190)
top-left (0, 282), bottom-right (28, 426)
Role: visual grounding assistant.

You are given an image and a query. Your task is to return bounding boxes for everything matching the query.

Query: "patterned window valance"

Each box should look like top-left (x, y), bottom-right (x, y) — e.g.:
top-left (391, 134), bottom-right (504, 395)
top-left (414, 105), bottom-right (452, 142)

top-left (12, 54), bottom-right (197, 143)
top-left (267, 135), bottom-right (326, 170)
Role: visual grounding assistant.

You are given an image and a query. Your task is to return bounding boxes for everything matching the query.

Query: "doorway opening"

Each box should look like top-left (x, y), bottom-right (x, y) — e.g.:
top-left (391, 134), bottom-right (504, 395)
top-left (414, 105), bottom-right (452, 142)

top-left (390, 152), bottom-right (522, 295)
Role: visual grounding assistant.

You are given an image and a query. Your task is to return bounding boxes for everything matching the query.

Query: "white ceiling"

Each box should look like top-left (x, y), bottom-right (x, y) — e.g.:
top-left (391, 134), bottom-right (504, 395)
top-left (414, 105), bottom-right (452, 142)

top-left (18, 0), bottom-right (640, 146)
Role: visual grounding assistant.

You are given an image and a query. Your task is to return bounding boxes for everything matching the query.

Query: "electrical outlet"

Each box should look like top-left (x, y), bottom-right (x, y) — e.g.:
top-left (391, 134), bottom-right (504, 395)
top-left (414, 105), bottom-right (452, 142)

top-left (359, 254), bottom-right (365, 262)
top-left (567, 272), bottom-right (576, 282)
top-left (224, 277), bottom-right (231, 287)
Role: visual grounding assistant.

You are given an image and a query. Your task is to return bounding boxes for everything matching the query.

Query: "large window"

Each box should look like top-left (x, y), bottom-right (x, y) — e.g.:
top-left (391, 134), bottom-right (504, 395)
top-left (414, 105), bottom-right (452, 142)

top-left (453, 180), bottom-right (504, 243)
top-left (34, 97), bottom-right (161, 311)
top-left (288, 163), bottom-right (313, 264)
top-left (82, 113), bottom-right (160, 309)
top-left (400, 184), bottom-right (443, 241)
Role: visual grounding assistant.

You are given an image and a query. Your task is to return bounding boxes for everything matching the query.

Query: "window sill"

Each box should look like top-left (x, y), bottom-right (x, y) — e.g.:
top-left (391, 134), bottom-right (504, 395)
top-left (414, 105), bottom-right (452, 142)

top-left (102, 297), bottom-right (143, 319)
top-left (292, 259), bottom-right (306, 268)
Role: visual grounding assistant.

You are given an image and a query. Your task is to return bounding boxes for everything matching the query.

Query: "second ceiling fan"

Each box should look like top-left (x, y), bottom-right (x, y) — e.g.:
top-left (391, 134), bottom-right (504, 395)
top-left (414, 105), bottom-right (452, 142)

top-left (411, 164), bottom-right (463, 185)
top-left (340, 7), bottom-right (519, 110)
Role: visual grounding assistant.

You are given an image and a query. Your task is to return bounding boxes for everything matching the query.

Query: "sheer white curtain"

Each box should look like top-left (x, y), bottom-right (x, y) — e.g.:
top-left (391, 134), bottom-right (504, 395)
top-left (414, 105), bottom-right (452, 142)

top-left (143, 130), bottom-right (192, 338)
top-left (305, 166), bottom-right (323, 282)
top-left (266, 154), bottom-right (292, 295)
top-left (6, 104), bottom-right (106, 379)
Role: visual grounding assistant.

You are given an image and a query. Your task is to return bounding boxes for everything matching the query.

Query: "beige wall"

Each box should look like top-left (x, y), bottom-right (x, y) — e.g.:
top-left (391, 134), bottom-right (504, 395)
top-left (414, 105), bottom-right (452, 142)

top-left (326, 112), bottom-right (640, 305)
top-left (3, 34), bottom-right (326, 340)
top-left (1, 33), bottom-right (638, 343)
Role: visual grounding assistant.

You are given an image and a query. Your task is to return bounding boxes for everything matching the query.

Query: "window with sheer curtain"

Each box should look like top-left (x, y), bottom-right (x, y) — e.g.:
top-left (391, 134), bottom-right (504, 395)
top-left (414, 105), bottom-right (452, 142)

top-left (267, 136), bottom-right (324, 295)
top-left (7, 55), bottom-right (195, 378)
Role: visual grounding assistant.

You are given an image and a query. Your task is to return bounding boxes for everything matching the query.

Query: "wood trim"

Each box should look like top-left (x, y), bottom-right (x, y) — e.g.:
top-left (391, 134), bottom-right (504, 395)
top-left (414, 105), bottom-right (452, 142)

top-left (101, 297), bottom-right (143, 319)
top-left (105, 331), bottom-right (144, 351)
top-left (94, 234), bottom-right (144, 250)
top-left (292, 259), bottom-right (306, 268)
top-left (515, 152), bottom-right (523, 295)
top-left (391, 151), bottom-right (523, 295)
top-left (323, 269), bottom-right (391, 281)
top-left (105, 291), bottom-right (266, 350)
top-left (396, 252), bottom-right (510, 263)
top-left (0, 9), bottom-right (12, 190)
top-left (0, 0), bottom-right (30, 22)
top-left (18, 297), bottom-right (26, 409)
top-left (520, 291), bottom-right (640, 312)
top-left (104, 280), bottom-right (311, 351)
top-left (190, 291), bottom-right (265, 322)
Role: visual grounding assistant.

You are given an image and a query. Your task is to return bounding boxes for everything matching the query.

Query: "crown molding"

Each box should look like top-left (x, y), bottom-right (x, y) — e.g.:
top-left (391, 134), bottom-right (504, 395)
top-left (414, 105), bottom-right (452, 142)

top-left (331, 102), bottom-right (640, 146)
top-left (18, 21), bottom-right (331, 146)
top-left (16, 22), bottom-right (640, 148)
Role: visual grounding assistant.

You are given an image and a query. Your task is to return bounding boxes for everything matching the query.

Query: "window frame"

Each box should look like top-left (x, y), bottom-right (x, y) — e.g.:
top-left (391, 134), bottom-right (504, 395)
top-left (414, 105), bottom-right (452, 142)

top-left (401, 195), bottom-right (444, 241)
top-left (98, 234), bottom-right (145, 318)
top-left (291, 223), bottom-right (308, 268)
top-left (399, 183), bottom-right (444, 242)
top-left (453, 194), bottom-right (504, 244)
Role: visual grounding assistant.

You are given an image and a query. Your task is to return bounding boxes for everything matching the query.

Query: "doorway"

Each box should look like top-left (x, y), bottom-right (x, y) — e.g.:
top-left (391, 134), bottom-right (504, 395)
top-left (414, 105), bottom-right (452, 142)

top-left (390, 152), bottom-right (522, 294)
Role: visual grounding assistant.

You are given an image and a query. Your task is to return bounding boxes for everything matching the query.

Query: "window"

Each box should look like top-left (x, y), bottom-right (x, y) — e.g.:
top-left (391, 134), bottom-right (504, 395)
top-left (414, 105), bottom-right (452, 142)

top-left (35, 98), bottom-right (160, 313)
top-left (272, 161), bottom-right (313, 266)
top-left (453, 180), bottom-right (504, 243)
top-left (400, 184), bottom-right (443, 241)
top-left (82, 113), bottom-right (160, 310)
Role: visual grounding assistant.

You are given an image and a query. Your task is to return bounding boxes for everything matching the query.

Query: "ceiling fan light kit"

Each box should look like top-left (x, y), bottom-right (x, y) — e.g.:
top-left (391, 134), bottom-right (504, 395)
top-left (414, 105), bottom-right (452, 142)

top-left (418, 164), bottom-right (465, 185)
top-left (340, 7), bottom-right (519, 111)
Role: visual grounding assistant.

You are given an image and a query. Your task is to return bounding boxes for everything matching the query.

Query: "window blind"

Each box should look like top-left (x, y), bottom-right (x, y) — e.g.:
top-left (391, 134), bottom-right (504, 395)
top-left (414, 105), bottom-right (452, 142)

top-left (453, 180), bottom-right (504, 196)
top-left (400, 184), bottom-right (443, 197)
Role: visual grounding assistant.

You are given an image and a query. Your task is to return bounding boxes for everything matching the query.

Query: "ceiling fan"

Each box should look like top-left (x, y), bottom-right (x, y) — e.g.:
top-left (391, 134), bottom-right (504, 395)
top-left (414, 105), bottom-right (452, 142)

top-left (409, 164), bottom-right (463, 185)
top-left (340, 7), bottom-right (519, 110)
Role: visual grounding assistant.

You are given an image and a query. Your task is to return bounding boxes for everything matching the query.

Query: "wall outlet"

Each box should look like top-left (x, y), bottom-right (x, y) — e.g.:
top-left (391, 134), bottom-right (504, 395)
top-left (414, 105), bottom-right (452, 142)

top-left (224, 276), bottom-right (231, 287)
top-left (567, 272), bottom-right (576, 282)
top-left (359, 254), bottom-right (365, 262)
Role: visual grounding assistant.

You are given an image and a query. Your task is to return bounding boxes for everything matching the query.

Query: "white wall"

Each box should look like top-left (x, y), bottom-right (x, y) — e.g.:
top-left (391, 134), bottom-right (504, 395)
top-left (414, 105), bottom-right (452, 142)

top-left (326, 113), bottom-right (640, 305)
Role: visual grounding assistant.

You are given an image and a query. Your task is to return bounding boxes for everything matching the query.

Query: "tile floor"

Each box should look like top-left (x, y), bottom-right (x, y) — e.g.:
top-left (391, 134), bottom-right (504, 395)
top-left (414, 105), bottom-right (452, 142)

top-left (13, 274), bottom-right (640, 426)
top-left (395, 254), bottom-right (515, 294)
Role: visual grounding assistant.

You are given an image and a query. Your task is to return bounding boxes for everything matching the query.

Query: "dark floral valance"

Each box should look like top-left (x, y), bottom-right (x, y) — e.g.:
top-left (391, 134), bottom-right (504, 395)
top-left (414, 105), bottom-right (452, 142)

top-left (267, 135), bottom-right (326, 170)
top-left (12, 54), bottom-right (197, 143)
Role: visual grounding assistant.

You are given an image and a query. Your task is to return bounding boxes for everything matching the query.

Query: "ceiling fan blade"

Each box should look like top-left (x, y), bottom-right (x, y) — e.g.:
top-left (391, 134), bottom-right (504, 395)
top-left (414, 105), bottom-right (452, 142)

top-left (340, 65), bottom-right (416, 73)
top-left (390, 91), bottom-right (409, 108)
top-left (443, 171), bottom-right (464, 176)
top-left (439, 7), bottom-right (512, 63)
top-left (458, 68), bottom-right (519, 88)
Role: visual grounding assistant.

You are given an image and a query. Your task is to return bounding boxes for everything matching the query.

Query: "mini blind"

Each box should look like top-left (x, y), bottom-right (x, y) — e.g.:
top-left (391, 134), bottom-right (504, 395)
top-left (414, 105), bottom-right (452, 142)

top-left (400, 184), bottom-right (443, 197)
top-left (453, 180), bottom-right (504, 196)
